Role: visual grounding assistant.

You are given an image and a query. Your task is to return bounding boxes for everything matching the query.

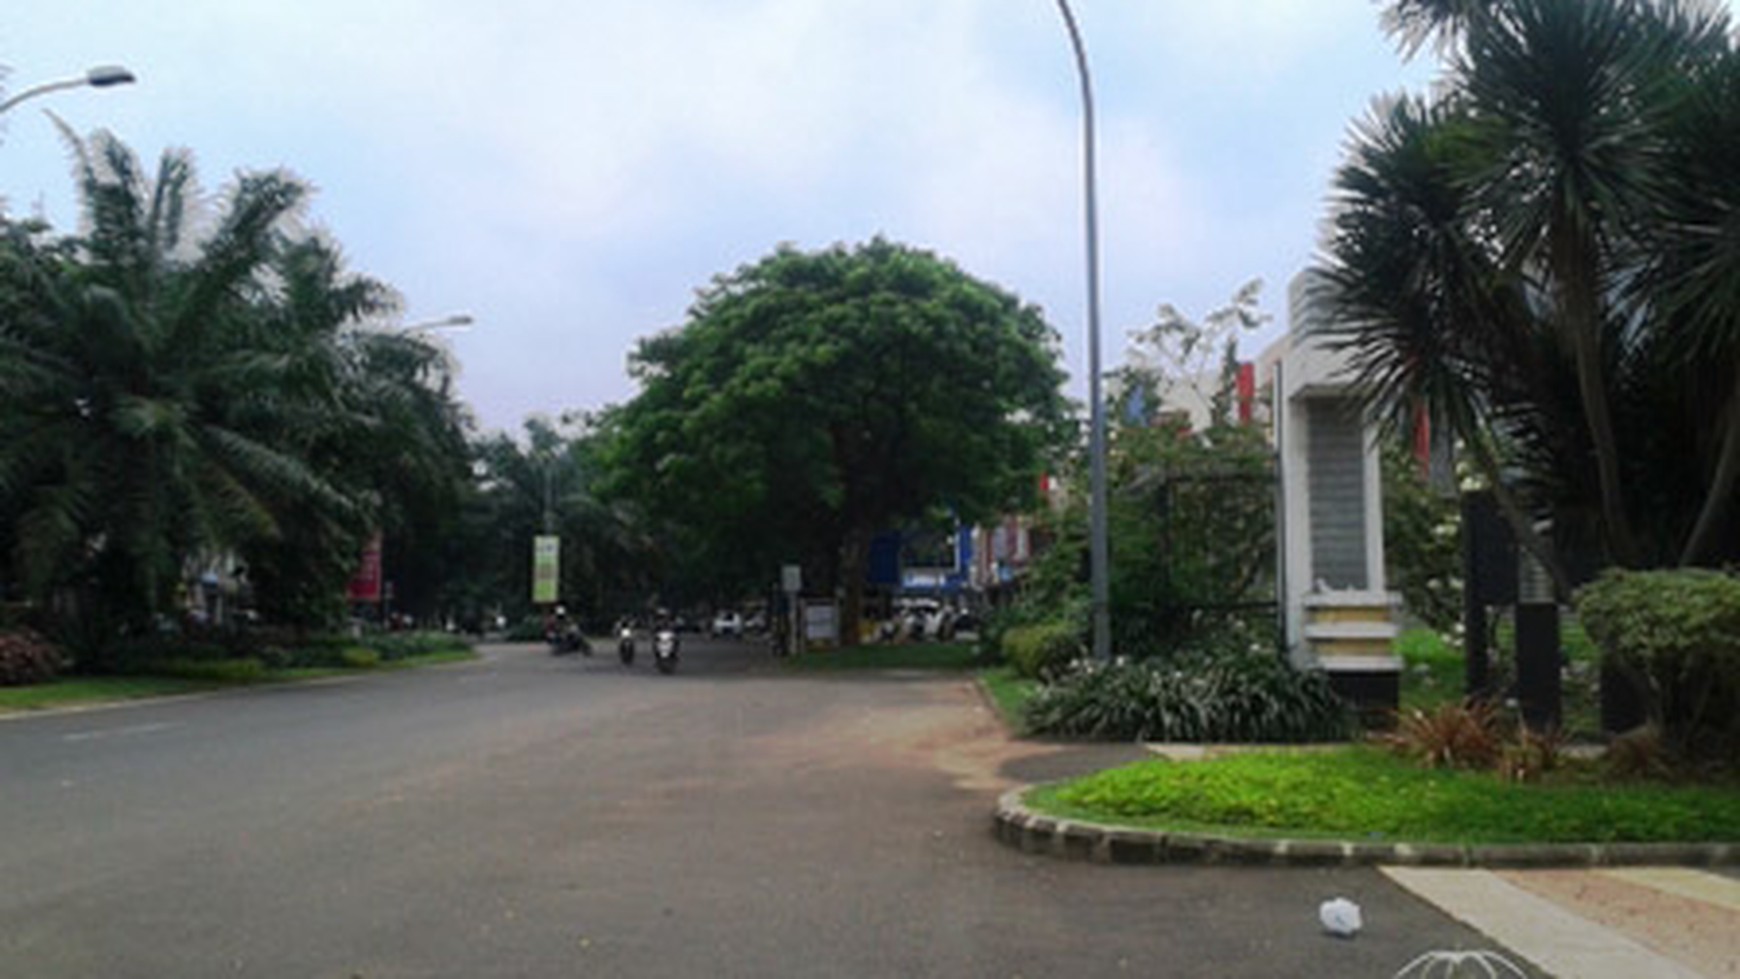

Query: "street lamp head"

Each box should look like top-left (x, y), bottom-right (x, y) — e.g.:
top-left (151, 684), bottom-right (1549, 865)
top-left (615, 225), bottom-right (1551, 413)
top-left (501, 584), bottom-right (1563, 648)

top-left (85, 66), bottom-right (137, 88)
top-left (0, 64), bottom-right (138, 116)
top-left (400, 312), bottom-right (476, 333)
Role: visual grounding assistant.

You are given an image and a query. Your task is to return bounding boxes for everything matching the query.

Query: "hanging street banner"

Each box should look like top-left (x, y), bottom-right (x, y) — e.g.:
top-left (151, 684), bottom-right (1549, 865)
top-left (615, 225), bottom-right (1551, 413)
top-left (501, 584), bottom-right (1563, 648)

top-left (347, 533), bottom-right (384, 604)
top-left (532, 535), bottom-right (560, 605)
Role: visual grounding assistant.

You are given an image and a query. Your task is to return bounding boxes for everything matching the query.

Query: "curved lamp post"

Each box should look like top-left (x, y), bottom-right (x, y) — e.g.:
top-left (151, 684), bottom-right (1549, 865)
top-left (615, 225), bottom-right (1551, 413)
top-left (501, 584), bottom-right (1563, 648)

top-left (1054, 0), bottom-right (1111, 662)
top-left (402, 313), bottom-right (475, 333)
top-left (0, 65), bottom-right (136, 116)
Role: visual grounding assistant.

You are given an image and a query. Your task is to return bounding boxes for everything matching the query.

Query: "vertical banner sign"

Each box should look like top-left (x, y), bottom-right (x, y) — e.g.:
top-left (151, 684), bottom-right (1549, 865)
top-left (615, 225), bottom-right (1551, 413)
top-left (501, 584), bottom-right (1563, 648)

top-left (532, 535), bottom-right (561, 605)
top-left (347, 533), bottom-right (384, 604)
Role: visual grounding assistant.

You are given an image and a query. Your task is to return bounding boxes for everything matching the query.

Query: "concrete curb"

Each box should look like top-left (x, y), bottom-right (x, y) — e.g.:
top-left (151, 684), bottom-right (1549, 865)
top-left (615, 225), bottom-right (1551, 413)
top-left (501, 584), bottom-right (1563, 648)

top-left (992, 786), bottom-right (1740, 868)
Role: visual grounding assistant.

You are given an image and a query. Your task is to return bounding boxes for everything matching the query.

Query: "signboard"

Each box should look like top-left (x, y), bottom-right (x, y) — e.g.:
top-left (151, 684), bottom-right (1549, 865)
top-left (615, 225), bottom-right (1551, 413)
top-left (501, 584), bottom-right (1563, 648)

top-left (803, 601), bottom-right (837, 645)
top-left (532, 535), bottom-right (561, 605)
top-left (781, 564), bottom-right (803, 594)
top-left (347, 533), bottom-right (384, 603)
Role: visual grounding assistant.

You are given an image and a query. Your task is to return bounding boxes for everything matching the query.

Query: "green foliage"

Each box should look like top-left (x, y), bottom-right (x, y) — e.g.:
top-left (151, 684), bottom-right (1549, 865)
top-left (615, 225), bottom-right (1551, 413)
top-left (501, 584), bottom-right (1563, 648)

top-left (1010, 283), bottom-right (1278, 662)
top-left (0, 628), bottom-right (64, 686)
top-left (1577, 569), bottom-right (1740, 761)
top-left (0, 127), bottom-right (474, 652)
top-left (1024, 647), bottom-right (1355, 744)
top-left (1000, 620), bottom-right (1082, 680)
top-left (1381, 443), bottom-right (1462, 631)
top-left (1323, 0), bottom-right (1740, 576)
top-left (153, 657), bottom-right (269, 684)
top-left (338, 647), bottom-right (381, 670)
top-left (605, 238), bottom-right (1069, 633)
top-left (463, 415), bottom-right (656, 628)
top-left (361, 631), bottom-right (469, 662)
top-left (1396, 627), bottom-right (1464, 712)
top-left (0, 675), bottom-right (206, 712)
top-left (979, 667), bottom-right (1041, 733)
top-left (1033, 747), bottom-right (1740, 844)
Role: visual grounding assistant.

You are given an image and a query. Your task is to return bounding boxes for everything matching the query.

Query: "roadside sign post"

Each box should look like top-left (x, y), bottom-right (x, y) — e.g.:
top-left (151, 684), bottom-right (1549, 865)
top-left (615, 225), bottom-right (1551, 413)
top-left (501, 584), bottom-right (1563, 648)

top-left (781, 564), bottom-right (802, 656)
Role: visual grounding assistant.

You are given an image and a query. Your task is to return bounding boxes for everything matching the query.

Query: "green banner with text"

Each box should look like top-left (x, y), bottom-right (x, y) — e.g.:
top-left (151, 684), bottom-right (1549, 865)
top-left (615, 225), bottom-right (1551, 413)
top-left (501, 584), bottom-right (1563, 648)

top-left (532, 535), bottom-right (560, 605)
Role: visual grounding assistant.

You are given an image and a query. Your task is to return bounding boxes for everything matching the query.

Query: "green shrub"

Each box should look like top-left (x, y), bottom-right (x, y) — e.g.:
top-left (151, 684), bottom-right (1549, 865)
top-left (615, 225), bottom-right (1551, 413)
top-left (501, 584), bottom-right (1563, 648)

top-left (339, 647), bottom-right (382, 669)
top-left (1002, 620), bottom-right (1084, 680)
top-left (154, 658), bottom-right (268, 684)
top-left (1025, 650), bottom-right (1354, 743)
top-left (363, 631), bottom-right (468, 661)
top-left (1577, 569), bottom-right (1740, 762)
top-left (0, 628), bottom-right (65, 686)
top-left (506, 616), bottom-right (547, 642)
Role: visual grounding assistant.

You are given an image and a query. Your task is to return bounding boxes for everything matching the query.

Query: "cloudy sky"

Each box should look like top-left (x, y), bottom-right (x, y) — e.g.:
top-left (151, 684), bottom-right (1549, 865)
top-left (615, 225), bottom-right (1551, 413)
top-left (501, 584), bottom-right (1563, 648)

top-left (2, 2), bottom-right (1442, 435)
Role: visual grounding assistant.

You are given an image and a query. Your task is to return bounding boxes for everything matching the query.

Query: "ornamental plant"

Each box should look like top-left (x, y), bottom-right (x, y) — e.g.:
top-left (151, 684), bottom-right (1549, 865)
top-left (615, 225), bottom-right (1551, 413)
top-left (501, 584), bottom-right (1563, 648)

top-left (0, 628), bottom-right (65, 686)
top-left (1577, 569), bottom-right (1740, 763)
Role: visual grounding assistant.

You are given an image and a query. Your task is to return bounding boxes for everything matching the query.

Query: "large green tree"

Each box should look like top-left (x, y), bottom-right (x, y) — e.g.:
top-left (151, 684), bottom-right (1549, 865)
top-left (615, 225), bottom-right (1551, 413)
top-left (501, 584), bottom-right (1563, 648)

top-left (0, 127), bottom-right (470, 649)
top-left (606, 238), bottom-right (1071, 643)
top-left (1319, 0), bottom-right (1740, 587)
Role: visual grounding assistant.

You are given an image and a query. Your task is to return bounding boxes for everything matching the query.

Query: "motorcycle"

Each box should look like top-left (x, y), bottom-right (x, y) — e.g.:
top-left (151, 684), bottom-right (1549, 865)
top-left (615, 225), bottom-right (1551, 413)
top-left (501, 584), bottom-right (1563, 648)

top-left (653, 627), bottom-right (679, 675)
top-left (547, 619), bottom-right (591, 657)
top-left (617, 624), bottom-right (636, 666)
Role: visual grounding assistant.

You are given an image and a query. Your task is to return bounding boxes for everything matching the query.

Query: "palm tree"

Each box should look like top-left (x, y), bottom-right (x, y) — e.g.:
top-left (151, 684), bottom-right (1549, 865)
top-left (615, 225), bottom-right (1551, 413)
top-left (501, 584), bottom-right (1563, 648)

top-left (1319, 0), bottom-right (1740, 583)
top-left (0, 127), bottom-right (447, 647)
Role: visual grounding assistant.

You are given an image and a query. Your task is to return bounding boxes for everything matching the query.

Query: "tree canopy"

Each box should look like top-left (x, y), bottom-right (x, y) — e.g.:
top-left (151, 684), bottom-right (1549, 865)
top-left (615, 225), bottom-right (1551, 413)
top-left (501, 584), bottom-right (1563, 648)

top-left (1318, 0), bottom-right (1740, 587)
top-left (0, 126), bottom-right (472, 653)
top-left (605, 238), bottom-right (1071, 640)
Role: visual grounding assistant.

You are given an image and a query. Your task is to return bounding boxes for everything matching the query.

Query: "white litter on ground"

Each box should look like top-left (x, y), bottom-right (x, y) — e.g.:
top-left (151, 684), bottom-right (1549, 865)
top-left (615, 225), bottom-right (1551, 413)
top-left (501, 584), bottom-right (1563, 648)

top-left (1319, 897), bottom-right (1362, 937)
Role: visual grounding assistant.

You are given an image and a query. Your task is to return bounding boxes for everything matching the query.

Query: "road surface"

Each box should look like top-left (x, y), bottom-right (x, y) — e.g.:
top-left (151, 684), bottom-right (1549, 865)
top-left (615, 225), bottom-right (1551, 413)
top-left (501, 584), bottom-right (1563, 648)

top-left (2, 639), bottom-right (1526, 977)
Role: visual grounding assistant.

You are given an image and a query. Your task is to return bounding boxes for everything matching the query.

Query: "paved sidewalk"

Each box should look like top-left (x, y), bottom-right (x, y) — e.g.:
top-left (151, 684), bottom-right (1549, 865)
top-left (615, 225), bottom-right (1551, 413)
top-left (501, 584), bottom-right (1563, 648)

top-left (1385, 866), bottom-right (1740, 978)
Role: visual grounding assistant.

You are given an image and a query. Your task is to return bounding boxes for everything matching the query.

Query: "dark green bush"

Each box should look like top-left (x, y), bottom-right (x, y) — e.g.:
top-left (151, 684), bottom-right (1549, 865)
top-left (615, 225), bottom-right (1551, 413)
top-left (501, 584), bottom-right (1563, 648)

top-left (1577, 569), bottom-right (1740, 761)
top-left (154, 657), bottom-right (268, 684)
top-left (1025, 649), bottom-right (1354, 743)
top-left (339, 647), bottom-right (382, 669)
top-left (1002, 620), bottom-right (1084, 680)
top-left (506, 616), bottom-right (547, 642)
top-left (0, 628), bottom-right (65, 686)
top-left (364, 631), bottom-right (468, 661)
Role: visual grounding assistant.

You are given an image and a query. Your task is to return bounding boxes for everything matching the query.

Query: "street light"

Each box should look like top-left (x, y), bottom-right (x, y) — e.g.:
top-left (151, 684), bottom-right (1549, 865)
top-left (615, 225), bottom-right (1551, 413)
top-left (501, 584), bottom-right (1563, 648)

top-left (0, 65), bottom-right (136, 116)
top-left (1053, 1), bottom-right (1111, 662)
top-left (401, 313), bottom-right (475, 333)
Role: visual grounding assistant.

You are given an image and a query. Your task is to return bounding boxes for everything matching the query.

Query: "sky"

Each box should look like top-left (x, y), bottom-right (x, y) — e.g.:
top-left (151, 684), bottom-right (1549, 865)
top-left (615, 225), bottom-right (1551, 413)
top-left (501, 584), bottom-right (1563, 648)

top-left (1, 1), bottom-right (1445, 437)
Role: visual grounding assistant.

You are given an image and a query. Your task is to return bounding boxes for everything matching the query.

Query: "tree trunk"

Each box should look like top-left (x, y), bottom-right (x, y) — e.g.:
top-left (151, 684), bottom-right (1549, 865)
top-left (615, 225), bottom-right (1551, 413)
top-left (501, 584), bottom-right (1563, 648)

top-left (837, 524), bottom-right (871, 648)
top-left (1681, 371), bottom-right (1740, 566)
top-left (1556, 227), bottom-right (1638, 567)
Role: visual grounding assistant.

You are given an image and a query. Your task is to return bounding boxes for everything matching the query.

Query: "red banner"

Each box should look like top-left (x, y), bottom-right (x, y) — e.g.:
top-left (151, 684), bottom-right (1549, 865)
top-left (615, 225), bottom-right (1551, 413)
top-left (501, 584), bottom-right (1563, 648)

top-left (347, 533), bottom-right (384, 603)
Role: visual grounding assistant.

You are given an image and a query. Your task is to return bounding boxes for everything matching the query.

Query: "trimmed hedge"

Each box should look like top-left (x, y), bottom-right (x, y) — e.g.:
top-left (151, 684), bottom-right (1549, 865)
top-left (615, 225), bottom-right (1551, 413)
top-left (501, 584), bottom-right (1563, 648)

top-left (1578, 568), bottom-right (1740, 761)
top-left (1001, 621), bottom-right (1083, 680)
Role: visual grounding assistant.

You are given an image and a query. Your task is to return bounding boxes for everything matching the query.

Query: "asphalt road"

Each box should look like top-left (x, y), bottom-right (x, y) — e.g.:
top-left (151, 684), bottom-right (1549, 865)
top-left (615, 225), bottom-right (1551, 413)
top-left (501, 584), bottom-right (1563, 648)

top-left (0, 639), bottom-right (1523, 978)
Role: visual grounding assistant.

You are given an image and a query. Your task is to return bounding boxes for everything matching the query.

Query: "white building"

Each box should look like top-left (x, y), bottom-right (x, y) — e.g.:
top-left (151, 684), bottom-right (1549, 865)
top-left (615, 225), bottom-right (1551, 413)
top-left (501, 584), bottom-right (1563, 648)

top-left (1261, 272), bottom-right (1401, 716)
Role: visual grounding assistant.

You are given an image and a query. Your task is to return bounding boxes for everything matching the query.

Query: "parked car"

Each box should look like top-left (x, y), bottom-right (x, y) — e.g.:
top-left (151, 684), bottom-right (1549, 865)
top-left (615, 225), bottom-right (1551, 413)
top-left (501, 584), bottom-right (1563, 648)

top-left (710, 610), bottom-right (744, 638)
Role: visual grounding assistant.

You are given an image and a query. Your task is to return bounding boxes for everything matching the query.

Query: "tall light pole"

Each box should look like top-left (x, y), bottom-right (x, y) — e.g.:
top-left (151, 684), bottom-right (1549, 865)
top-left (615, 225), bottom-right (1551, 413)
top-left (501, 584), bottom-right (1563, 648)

top-left (401, 312), bottom-right (475, 334)
top-left (1054, 0), bottom-right (1111, 661)
top-left (0, 65), bottom-right (136, 116)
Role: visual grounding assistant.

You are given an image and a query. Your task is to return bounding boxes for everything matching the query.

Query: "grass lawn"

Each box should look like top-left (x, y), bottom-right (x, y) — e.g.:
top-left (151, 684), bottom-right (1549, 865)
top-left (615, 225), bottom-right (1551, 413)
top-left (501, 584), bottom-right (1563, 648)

top-left (0, 649), bottom-right (478, 715)
top-left (1027, 746), bottom-right (1740, 845)
top-left (1398, 624), bottom-right (1603, 737)
top-left (0, 676), bottom-right (216, 713)
top-left (1397, 628), bottom-right (1464, 713)
top-left (979, 666), bottom-right (1039, 734)
top-left (783, 642), bottom-right (980, 672)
